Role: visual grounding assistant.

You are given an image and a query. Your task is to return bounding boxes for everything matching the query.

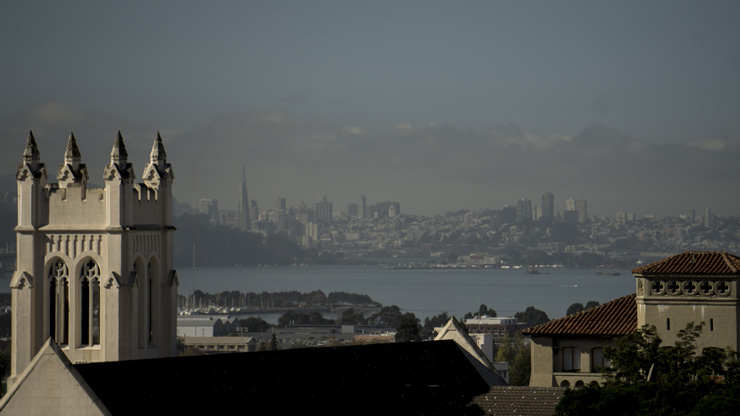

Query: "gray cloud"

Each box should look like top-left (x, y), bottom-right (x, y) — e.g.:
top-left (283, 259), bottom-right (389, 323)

top-left (2, 102), bottom-right (738, 218)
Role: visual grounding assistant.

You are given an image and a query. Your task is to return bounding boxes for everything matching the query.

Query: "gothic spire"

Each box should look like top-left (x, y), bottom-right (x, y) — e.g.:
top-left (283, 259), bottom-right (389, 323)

top-left (64, 132), bottom-right (81, 163)
top-left (150, 132), bottom-right (167, 164)
top-left (110, 131), bottom-right (128, 163)
top-left (23, 130), bottom-right (40, 163)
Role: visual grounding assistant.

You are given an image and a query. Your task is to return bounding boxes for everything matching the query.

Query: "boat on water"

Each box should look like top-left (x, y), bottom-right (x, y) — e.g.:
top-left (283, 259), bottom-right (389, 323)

top-left (596, 271), bottom-right (621, 276)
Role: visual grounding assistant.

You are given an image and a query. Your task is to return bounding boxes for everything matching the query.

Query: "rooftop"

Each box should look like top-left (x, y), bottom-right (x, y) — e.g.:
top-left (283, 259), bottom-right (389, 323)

top-left (632, 251), bottom-right (740, 276)
top-left (523, 294), bottom-right (636, 337)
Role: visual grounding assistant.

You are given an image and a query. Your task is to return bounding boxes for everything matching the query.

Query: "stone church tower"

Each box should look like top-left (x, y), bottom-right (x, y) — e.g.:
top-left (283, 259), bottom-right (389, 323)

top-left (9, 131), bottom-right (178, 387)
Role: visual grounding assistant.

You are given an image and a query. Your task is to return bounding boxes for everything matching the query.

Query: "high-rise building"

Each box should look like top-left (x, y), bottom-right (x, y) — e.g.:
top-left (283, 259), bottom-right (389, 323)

top-left (565, 197), bottom-right (576, 212)
top-left (10, 132), bottom-right (178, 388)
top-left (275, 197), bottom-right (286, 214)
top-left (249, 200), bottom-right (259, 223)
top-left (389, 202), bottom-right (401, 218)
top-left (199, 198), bottom-right (219, 224)
top-left (575, 199), bottom-right (588, 223)
top-left (516, 199), bottom-right (532, 223)
top-left (359, 194), bottom-right (366, 219)
top-left (348, 203), bottom-right (359, 218)
top-left (237, 166), bottom-right (251, 231)
top-left (541, 192), bottom-right (554, 221)
top-left (314, 195), bottom-right (333, 224)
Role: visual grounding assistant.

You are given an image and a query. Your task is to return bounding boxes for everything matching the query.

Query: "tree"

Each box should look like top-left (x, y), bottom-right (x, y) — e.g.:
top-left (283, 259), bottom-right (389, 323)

top-left (395, 313), bottom-right (421, 343)
top-left (463, 304), bottom-right (497, 320)
top-left (368, 305), bottom-right (402, 328)
top-left (495, 332), bottom-right (530, 386)
top-left (585, 300), bottom-right (600, 310)
top-left (336, 308), bottom-right (366, 325)
top-left (515, 306), bottom-right (549, 326)
top-left (269, 333), bottom-right (279, 350)
top-left (555, 322), bottom-right (740, 416)
top-left (239, 317), bottom-right (271, 332)
top-left (421, 311), bottom-right (450, 339)
top-left (566, 303), bottom-right (584, 316)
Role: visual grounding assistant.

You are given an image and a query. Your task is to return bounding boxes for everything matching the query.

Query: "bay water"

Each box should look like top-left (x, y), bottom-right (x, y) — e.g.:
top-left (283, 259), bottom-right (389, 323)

top-left (178, 265), bottom-right (635, 322)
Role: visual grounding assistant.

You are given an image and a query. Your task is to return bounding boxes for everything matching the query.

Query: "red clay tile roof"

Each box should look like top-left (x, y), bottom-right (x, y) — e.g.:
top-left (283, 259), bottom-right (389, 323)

top-left (632, 251), bottom-right (740, 276)
top-left (523, 294), bottom-right (636, 337)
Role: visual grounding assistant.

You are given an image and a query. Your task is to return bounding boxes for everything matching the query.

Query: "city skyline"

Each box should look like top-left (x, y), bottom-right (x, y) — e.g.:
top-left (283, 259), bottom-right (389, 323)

top-left (1, 2), bottom-right (739, 217)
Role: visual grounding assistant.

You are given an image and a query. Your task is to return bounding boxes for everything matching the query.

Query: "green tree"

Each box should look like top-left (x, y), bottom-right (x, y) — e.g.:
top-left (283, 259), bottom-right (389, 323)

top-left (269, 333), bottom-right (279, 350)
top-left (515, 306), bottom-right (549, 326)
top-left (555, 322), bottom-right (740, 416)
top-left (495, 332), bottom-right (530, 386)
top-left (336, 308), bottom-right (366, 325)
top-left (368, 305), bottom-right (402, 328)
top-left (566, 303), bottom-right (584, 316)
top-left (239, 317), bottom-right (271, 332)
top-left (585, 300), bottom-right (600, 310)
top-left (421, 311), bottom-right (450, 339)
top-left (395, 313), bottom-right (421, 342)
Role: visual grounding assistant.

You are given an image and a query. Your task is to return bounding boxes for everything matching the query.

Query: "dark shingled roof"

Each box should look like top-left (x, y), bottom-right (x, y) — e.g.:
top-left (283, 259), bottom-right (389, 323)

top-left (523, 294), bottom-right (636, 337)
top-left (471, 386), bottom-right (566, 416)
top-left (632, 251), bottom-right (740, 277)
top-left (74, 340), bottom-right (493, 415)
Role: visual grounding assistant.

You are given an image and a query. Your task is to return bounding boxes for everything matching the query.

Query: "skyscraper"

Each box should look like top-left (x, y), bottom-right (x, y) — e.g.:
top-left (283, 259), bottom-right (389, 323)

top-left (575, 199), bottom-right (588, 222)
top-left (237, 166), bottom-right (251, 231)
top-left (315, 195), bottom-right (333, 224)
top-left (516, 198), bottom-right (532, 223)
top-left (542, 192), bottom-right (554, 221)
top-left (359, 194), bottom-right (366, 219)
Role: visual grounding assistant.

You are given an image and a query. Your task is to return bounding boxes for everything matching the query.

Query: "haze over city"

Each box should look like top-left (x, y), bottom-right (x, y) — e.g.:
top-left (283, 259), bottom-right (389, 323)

top-left (1, 1), bottom-right (739, 217)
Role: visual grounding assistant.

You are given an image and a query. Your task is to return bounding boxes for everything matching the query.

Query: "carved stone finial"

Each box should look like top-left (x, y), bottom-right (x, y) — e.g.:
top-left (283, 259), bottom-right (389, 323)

top-left (23, 130), bottom-right (40, 162)
top-left (150, 132), bottom-right (167, 164)
top-left (111, 131), bottom-right (128, 163)
top-left (64, 132), bottom-right (81, 163)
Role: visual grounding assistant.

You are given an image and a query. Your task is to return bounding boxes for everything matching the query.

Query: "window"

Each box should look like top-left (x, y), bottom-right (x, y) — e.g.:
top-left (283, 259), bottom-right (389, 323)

top-left (80, 260), bottom-right (101, 346)
top-left (49, 259), bottom-right (70, 345)
top-left (147, 261), bottom-right (154, 344)
top-left (591, 347), bottom-right (610, 371)
top-left (562, 347), bottom-right (581, 372)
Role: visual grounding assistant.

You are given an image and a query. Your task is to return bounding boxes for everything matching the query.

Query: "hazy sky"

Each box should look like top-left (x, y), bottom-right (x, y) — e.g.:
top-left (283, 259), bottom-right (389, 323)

top-left (1, 1), bottom-right (739, 217)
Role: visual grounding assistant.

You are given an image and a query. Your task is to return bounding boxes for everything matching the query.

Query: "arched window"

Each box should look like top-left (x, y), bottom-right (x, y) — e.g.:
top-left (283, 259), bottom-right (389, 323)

top-left (591, 347), bottom-right (610, 371)
top-left (147, 261), bottom-right (153, 344)
top-left (562, 347), bottom-right (581, 372)
top-left (80, 260), bottom-right (101, 346)
top-left (49, 259), bottom-right (69, 345)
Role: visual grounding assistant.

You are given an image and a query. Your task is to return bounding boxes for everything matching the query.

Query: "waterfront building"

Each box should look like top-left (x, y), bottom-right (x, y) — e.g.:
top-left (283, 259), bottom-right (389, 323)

top-left (181, 335), bottom-right (257, 353)
top-left (9, 132), bottom-right (178, 388)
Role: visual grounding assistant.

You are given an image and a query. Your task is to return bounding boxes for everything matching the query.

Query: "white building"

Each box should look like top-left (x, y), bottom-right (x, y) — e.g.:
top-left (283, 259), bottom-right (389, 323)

top-left (9, 131), bottom-right (178, 388)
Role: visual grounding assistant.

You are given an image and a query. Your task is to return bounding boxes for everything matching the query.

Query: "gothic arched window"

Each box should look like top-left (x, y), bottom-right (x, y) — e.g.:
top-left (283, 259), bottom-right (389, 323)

top-left (147, 261), bottom-right (154, 345)
top-left (49, 259), bottom-right (69, 345)
top-left (80, 260), bottom-right (101, 346)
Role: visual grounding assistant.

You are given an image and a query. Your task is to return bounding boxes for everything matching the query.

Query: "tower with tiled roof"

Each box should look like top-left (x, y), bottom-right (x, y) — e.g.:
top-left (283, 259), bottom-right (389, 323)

top-left (632, 251), bottom-right (740, 351)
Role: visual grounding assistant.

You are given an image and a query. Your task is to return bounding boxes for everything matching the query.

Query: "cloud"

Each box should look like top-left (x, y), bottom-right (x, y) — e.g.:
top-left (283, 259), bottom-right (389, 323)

top-left (1, 102), bottom-right (738, 218)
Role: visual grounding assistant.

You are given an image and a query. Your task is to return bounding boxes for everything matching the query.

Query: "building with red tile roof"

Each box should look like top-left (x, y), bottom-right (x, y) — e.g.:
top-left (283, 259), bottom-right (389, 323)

top-left (526, 251), bottom-right (740, 388)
